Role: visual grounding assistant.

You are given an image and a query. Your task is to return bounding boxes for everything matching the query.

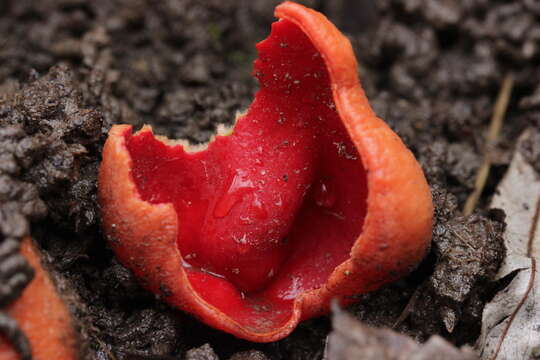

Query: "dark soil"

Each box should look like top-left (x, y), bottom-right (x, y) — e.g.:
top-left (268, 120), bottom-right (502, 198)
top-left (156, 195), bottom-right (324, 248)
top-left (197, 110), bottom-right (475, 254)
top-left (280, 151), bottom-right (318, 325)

top-left (0, 0), bottom-right (539, 359)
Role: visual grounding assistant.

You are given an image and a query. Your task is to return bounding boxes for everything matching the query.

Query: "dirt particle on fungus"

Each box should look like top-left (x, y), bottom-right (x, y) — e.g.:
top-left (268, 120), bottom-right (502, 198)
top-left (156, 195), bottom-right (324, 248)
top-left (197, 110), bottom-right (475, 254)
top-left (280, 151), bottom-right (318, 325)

top-left (334, 141), bottom-right (358, 160)
top-left (277, 112), bottom-right (286, 124)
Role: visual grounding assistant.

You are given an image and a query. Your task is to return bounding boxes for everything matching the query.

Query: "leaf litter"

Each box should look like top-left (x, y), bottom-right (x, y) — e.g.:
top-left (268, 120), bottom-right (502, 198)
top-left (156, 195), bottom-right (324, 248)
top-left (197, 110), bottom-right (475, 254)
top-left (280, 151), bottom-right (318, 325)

top-left (325, 304), bottom-right (478, 360)
top-left (477, 129), bottom-right (540, 360)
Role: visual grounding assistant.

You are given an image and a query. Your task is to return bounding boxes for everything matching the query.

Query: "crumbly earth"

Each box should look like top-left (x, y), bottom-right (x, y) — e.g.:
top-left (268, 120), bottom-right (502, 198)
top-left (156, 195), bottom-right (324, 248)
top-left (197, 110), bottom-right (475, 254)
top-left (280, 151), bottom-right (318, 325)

top-left (0, 0), bottom-right (539, 359)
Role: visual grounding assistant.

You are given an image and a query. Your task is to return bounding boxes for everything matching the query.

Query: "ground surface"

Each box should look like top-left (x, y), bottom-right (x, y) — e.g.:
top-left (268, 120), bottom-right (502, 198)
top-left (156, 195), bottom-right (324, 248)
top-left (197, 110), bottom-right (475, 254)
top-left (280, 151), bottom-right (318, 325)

top-left (0, 0), bottom-right (539, 359)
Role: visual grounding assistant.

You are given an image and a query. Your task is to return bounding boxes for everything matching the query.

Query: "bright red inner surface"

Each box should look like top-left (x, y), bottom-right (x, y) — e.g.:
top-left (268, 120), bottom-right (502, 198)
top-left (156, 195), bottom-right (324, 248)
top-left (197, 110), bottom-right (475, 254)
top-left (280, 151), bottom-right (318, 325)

top-left (126, 19), bottom-right (367, 333)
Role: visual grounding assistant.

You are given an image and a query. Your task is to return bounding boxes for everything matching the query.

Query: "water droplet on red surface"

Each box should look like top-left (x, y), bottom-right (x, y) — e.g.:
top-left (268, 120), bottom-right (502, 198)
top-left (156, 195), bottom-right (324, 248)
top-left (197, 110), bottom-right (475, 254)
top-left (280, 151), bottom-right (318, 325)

top-left (214, 170), bottom-right (255, 218)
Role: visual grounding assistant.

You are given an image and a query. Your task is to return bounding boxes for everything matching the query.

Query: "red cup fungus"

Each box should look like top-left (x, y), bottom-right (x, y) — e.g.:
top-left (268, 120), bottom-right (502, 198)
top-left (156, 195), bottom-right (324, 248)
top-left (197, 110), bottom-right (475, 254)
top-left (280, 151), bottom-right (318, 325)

top-left (98, 2), bottom-right (433, 342)
top-left (0, 238), bottom-right (77, 360)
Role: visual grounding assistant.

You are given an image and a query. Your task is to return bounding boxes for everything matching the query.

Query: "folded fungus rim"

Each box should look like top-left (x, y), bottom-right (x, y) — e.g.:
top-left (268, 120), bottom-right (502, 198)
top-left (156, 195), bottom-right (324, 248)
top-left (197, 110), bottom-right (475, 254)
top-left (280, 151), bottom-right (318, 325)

top-left (98, 1), bottom-right (433, 342)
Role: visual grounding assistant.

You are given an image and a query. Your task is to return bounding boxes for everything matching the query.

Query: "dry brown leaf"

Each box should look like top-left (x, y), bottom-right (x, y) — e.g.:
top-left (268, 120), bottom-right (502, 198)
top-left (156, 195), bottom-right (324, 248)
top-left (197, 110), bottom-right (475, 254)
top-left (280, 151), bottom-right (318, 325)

top-left (326, 305), bottom-right (477, 360)
top-left (477, 129), bottom-right (540, 360)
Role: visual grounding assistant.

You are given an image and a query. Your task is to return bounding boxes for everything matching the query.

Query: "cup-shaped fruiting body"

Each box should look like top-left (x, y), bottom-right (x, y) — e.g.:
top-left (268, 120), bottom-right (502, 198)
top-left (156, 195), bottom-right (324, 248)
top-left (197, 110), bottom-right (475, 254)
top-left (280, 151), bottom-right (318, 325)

top-left (0, 237), bottom-right (77, 360)
top-left (98, 2), bottom-right (433, 342)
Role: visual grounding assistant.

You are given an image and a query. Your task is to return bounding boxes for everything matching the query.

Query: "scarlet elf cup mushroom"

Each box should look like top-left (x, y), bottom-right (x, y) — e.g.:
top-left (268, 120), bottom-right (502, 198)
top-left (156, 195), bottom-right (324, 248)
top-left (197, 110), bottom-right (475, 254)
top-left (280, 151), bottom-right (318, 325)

top-left (98, 2), bottom-right (433, 342)
top-left (0, 238), bottom-right (77, 360)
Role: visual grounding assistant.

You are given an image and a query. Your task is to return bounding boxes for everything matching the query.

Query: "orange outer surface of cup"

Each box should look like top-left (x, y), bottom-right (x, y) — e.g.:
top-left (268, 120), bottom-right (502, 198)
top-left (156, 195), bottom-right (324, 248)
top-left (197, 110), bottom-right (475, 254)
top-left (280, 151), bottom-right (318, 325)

top-left (0, 237), bottom-right (77, 360)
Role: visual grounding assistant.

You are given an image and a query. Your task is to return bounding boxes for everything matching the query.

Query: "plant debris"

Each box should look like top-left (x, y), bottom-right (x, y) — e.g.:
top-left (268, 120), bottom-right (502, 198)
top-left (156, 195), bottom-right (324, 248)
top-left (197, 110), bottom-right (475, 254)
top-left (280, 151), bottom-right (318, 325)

top-left (463, 74), bottom-right (513, 216)
top-left (477, 130), bottom-right (540, 360)
top-left (326, 305), bottom-right (477, 360)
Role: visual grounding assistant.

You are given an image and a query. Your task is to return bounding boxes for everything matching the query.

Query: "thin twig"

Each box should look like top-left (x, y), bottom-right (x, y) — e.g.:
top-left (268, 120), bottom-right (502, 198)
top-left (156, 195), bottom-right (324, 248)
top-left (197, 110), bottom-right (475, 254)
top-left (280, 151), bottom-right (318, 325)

top-left (527, 196), bottom-right (540, 257)
top-left (86, 324), bottom-right (118, 360)
top-left (463, 74), bottom-right (514, 216)
top-left (490, 258), bottom-right (536, 360)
